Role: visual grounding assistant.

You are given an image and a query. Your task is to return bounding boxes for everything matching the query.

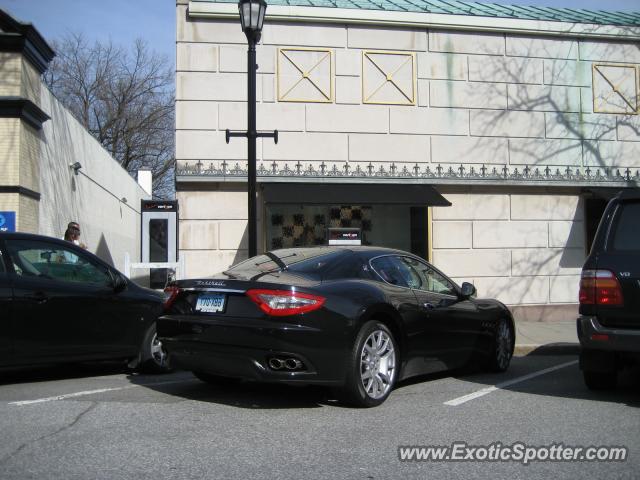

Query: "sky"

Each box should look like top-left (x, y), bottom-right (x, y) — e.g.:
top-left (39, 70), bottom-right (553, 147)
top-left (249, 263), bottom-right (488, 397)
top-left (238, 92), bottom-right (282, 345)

top-left (2, 0), bottom-right (176, 65)
top-left (2, 0), bottom-right (639, 69)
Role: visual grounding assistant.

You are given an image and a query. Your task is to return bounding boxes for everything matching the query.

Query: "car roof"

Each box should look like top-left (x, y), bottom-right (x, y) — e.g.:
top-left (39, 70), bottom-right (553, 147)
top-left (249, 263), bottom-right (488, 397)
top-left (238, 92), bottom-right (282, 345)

top-left (616, 188), bottom-right (640, 201)
top-left (0, 231), bottom-right (67, 244)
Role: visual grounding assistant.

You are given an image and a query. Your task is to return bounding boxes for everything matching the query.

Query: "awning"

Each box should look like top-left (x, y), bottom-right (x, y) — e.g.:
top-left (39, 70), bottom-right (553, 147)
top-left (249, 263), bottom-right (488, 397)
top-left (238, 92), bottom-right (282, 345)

top-left (583, 187), bottom-right (624, 200)
top-left (262, 183), bottom-right (451, 206)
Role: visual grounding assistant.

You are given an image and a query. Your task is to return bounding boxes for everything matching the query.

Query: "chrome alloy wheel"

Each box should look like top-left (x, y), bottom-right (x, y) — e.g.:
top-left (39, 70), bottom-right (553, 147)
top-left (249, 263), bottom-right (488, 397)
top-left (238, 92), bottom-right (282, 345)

top-left (150, 333), bottom-right (167, 367)
top-left (360, 330), bottom-right (396, 399)
top-left (495, 319), bottom-right (513, 370)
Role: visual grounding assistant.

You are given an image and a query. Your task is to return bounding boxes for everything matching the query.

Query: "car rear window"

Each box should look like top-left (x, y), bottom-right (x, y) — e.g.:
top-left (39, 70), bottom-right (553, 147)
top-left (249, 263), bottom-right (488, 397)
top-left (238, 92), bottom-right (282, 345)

top-left (228, 248), bottom-right (345, 274)
top-left (611, 202), bottom-right (640, 251)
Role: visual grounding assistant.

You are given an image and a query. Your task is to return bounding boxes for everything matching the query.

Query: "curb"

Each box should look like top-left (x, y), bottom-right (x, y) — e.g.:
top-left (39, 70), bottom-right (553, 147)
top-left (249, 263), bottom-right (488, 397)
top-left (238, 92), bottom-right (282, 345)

top-left (514, 343), bottom-right (580, 357)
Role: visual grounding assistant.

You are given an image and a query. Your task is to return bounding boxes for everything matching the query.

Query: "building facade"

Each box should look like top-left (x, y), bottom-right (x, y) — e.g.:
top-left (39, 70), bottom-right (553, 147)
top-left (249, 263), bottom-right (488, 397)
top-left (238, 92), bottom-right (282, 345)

top-left (175, 0), bottom-right (640, 320)
top-left (0, 10), bottom-right (150, 271)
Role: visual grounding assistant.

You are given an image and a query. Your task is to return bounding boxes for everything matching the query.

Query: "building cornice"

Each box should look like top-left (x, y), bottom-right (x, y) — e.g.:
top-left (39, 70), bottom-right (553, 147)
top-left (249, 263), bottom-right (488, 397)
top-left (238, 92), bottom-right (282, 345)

top-left (0, 185), bottom-right (41, 201)
top-left (176, 160), bottom-right (640, 189)
top-left (0, 97), bottom-right (50, 130)
top-left (0, 10), bottom-right (55, 74)
top-left (188, 2), bottom-right (640, 41)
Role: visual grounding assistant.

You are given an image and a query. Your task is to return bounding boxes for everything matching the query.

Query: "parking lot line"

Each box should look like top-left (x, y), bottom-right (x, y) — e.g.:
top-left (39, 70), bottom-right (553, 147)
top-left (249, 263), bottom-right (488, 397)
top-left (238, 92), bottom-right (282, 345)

top-left (7, 378), bottom-right (196, 406)
top-left (443, 360), bottom-right (578, 407)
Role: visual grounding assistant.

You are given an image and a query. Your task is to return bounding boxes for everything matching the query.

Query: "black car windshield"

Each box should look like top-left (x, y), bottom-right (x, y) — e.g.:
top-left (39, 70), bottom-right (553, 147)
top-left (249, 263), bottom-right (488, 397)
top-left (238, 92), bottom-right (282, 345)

top-left (228, 248), bottom-right (348, 274)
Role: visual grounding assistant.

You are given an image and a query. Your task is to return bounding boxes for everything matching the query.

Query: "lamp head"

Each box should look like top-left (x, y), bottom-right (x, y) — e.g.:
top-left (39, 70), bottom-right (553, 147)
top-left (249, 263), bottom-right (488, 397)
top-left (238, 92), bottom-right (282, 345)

top-left (238, 0), bottom-right (267, 43)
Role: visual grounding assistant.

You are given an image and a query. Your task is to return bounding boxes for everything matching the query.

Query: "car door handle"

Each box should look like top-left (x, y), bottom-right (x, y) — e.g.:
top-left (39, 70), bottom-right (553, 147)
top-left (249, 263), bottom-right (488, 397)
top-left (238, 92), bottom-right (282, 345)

top-left (422, 302), bottom-right (435, 310)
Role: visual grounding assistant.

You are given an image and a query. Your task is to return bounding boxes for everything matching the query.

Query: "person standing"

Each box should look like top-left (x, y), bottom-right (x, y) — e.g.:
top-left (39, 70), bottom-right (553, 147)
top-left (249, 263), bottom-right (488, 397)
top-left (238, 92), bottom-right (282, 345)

top-left (63, 221), bottom-right (86, 249)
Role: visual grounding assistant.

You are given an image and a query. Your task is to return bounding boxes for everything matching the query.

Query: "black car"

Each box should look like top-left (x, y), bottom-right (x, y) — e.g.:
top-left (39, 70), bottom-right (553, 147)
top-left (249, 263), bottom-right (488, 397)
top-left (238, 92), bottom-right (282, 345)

top-left (578, 189), bottom-right (640, 390)
top-left (0, 232), bottom-right (168, 373)
top-left (158, 246), bottom-right (515, 407)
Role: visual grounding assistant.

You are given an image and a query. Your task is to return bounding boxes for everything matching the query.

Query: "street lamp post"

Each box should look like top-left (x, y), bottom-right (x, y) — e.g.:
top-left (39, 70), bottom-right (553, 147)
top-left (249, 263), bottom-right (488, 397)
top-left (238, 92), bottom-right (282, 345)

top-left (226, 0), bottom-right (277, 258)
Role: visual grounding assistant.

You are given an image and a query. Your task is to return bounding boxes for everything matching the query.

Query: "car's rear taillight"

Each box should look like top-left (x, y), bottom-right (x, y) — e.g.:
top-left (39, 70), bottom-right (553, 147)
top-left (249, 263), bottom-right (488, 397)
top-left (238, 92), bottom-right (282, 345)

top-left (579, 269), bottom-right (624, 306)
top-left (163, 285), bottom-right (181, 311)
top-left (246, 289), bottom-right (325, 317)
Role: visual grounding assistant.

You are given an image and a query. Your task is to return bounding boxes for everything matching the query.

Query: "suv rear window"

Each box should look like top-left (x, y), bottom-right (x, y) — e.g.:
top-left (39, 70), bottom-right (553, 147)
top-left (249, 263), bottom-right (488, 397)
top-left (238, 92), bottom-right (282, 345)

top-left (612, 202), bottom-right (640, 251)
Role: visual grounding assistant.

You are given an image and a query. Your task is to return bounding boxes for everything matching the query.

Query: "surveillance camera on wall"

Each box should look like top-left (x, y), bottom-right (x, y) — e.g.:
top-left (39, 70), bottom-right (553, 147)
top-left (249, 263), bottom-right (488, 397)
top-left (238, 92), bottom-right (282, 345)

top-left (69, 162), bottom-right (82, 174)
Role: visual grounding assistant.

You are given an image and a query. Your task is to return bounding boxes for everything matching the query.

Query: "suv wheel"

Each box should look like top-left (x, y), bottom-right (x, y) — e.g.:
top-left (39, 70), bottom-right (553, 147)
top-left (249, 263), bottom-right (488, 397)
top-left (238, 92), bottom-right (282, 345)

top-left (583, 370), bottom-right (617, 390)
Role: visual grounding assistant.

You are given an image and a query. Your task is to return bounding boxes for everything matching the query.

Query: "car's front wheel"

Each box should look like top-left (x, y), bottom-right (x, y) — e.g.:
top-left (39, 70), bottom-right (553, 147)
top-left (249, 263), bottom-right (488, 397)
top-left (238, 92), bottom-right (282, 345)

top-left (340, 321), bottom-right (398, 407)
top-left (487, 317), bottom-right (514, 372)
top-left (138, 323), bottom-right (170, 374)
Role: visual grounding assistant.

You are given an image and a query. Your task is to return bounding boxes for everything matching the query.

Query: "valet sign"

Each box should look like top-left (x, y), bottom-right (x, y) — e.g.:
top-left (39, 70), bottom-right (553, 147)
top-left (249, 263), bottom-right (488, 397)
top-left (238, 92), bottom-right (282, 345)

top-left (0, 211), bottom-right (16, 232)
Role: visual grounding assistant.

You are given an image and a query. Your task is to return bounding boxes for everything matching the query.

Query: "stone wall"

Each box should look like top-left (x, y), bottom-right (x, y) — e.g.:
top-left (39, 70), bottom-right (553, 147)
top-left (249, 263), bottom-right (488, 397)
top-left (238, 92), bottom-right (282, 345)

top-left (38, 87), bottom-right (150, 272)
top-left (176, 8), bottom-right (640, 176)
top-left (431, 188), bottom-right (584, 307)
top-left (177, 184), bottom-right (264, 276)
top-left (175, 5), bottom-right (638, 303)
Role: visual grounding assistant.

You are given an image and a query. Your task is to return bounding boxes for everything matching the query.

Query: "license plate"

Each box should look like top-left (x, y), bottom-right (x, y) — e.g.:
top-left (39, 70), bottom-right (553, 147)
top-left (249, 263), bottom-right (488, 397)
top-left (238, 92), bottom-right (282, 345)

top-left (195, 293), bottom-right (226, 313)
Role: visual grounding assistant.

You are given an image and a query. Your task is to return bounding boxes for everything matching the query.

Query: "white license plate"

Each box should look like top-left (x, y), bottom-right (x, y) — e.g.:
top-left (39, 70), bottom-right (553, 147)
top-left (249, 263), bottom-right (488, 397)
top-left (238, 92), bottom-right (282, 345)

top-left (195, 293), bottom-right (226, 313)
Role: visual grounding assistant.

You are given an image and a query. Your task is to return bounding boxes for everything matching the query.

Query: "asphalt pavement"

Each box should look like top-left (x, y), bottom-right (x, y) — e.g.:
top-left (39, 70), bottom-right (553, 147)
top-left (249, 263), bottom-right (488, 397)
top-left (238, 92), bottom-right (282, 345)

top-left (0, 354), bottom-right (637, 480)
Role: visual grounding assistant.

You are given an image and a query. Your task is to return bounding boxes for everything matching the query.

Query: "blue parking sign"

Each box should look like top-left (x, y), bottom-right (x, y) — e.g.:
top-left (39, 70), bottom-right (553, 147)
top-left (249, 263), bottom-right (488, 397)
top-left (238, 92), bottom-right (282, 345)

top-left (0, 211), bottom-right (16, 232)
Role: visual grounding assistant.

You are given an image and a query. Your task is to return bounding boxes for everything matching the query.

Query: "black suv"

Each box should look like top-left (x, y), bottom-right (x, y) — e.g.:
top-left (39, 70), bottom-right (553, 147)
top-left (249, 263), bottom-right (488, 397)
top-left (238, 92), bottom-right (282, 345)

top-left (578, 189), bottom-right (640, 390)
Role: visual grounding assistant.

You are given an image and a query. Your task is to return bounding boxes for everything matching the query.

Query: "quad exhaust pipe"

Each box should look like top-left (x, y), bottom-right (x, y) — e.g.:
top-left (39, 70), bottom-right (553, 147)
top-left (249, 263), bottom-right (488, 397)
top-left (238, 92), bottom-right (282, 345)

top-left (268, 357), bottom-right (304, 371)
top-left (268, 358), bottom-right (284, 370)
top-left (285, 358), bottom-right (303, 370)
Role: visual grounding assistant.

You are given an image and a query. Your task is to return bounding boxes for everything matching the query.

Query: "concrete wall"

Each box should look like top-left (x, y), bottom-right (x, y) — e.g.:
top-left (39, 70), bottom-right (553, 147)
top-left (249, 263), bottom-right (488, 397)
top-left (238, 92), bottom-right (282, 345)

top-left (0, 118), bottom-right (21, 191)
top-left (0, 52), bottom-right (42, 233)
top-left (175, 9), bottom-right (640, 176)
top-left (177, 184), bottom-right (260, 277)
top-left (38, 87), bottom-right (150, 272)
top-left (431, 188), bottom-right (585, 308)
top-left (0, 13), bottom-right (149, 274)
top-left (174, 6), bottom-right (639, 306)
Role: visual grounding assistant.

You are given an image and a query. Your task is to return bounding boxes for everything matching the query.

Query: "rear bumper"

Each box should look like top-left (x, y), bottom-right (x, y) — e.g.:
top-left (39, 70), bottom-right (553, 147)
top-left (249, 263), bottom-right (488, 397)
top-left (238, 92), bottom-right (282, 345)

top-left (157, 314), bottom-right (349, 386)
top-left (577, 316), bottom-right (640, 353)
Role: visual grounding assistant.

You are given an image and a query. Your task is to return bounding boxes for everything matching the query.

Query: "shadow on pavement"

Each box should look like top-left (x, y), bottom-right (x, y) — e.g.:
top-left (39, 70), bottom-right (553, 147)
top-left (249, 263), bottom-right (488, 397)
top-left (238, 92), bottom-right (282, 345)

top-left (127, 355), bottom-right (640, 409)
top-left (127, 371), bottom-right (336, 409)
top-left (517, 342), bottom-right (581, 356)
top-left (0, 361), bottom-right (130, 386)
top-left (447, 355), bottom-right (640, 409)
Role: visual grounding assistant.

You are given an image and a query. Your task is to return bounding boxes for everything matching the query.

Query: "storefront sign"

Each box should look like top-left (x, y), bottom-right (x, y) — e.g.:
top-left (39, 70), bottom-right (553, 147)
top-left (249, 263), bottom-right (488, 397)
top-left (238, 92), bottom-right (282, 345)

top-left (0, 211), bottom-right (16, 232)
top-left (328, 227), bottom-right (362, 246)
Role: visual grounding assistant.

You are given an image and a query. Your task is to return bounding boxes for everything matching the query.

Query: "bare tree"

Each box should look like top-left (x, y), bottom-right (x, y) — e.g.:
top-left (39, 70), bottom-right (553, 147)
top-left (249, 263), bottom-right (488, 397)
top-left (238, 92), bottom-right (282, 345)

top-left (44, 33), bottom-right (175, 198)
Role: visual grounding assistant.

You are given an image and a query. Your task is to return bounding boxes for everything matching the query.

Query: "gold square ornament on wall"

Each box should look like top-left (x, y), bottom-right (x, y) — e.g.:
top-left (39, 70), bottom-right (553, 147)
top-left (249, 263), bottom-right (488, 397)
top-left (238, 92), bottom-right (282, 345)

top-left (363, 50), bottom-right (416, 106)
top-left (592, 63), bottom-right (638, 115)
top-left (277, 48), bottom-right (333, 103)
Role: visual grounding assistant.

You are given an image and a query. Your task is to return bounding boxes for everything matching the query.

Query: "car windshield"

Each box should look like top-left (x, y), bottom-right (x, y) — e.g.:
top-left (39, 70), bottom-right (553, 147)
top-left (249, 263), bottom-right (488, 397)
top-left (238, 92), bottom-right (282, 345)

top-left (227, 247), bottom-right (346, 274)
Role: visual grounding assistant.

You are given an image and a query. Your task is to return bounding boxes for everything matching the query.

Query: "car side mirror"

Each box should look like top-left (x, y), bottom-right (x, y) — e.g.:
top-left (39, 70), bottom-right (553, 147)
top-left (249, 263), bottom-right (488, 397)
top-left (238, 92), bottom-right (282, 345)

top-left (113, 273), bottom-right (128, 292)
top-left (460, 282), bottom-right (476, 299)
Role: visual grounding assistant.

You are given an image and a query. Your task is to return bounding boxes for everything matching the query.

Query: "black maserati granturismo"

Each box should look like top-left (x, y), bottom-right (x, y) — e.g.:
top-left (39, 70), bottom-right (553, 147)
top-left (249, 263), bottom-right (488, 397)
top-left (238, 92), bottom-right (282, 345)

top-left (158, 246), bottom-right (515, 407)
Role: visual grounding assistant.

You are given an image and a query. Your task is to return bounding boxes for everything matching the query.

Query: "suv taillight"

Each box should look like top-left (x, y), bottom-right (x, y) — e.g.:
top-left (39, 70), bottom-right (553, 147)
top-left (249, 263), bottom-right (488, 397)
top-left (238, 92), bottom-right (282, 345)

top-left (163, 285), bottom-right (181, 311)
top-left (579, 269), bottom-right (624, 306)
top-left (246, 289), bottom-right (325, 316)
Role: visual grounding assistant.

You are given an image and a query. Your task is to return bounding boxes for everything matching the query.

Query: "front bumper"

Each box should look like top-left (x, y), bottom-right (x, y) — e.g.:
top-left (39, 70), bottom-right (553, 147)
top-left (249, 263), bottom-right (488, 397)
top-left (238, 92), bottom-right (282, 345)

top-left (157, 314), bottom-right (349, 386)
top-left (577, 316), bottom-right (640, 353)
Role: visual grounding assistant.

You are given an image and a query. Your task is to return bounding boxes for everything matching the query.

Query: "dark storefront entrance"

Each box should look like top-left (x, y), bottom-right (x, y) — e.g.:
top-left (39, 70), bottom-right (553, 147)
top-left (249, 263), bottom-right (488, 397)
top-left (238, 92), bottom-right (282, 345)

top-left (262, 183), bottom-right (450, 261)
